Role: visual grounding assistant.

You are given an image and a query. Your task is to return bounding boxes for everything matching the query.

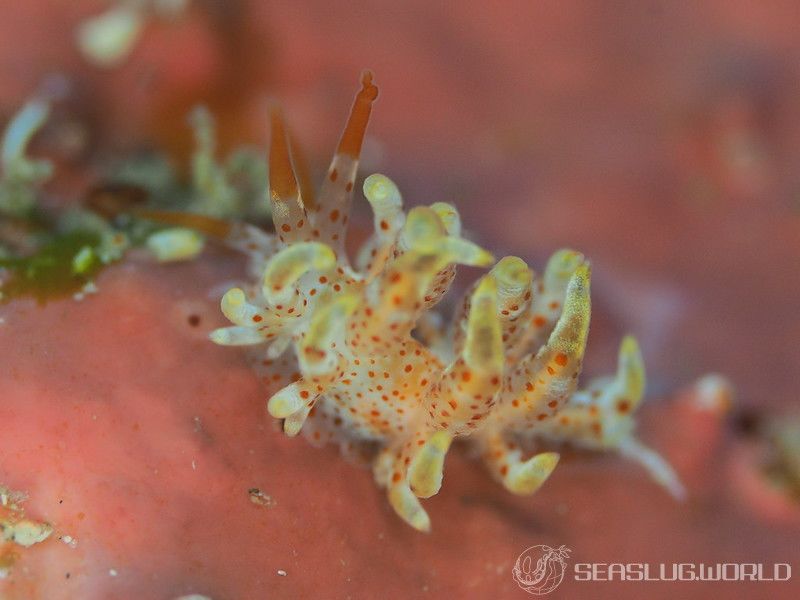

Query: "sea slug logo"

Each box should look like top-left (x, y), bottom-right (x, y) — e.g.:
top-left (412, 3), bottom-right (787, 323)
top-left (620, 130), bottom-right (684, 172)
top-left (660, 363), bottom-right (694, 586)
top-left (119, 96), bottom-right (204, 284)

top-left (512, 544), bottom-right (571, 595)
top-left (512, 543), bottom-right (791, 592)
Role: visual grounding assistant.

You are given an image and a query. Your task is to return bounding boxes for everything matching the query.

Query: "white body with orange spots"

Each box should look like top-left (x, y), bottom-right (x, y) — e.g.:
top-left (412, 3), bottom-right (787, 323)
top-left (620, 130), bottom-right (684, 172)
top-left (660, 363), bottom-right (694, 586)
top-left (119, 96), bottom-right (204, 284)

top-left (210, 73), bottom-right (683, 531)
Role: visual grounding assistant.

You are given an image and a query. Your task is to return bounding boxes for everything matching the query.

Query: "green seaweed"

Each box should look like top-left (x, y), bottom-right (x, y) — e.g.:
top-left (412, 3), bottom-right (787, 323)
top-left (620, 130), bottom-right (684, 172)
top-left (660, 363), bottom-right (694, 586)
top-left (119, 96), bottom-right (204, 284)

top-left (0, 230), bottom-right (104, 303)
top-left (0, 101), bottom-right (267, 305)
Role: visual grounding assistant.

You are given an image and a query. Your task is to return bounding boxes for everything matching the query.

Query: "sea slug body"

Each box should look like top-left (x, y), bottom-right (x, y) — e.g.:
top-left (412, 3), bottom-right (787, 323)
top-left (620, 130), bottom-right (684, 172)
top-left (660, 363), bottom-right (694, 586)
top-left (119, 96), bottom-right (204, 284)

top-left (210, 72), bottom-right (683, 531)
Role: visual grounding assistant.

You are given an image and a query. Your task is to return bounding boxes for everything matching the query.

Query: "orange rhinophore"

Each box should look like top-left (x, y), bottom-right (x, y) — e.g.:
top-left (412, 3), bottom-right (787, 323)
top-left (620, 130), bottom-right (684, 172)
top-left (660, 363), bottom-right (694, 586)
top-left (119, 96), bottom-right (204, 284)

top-left (337, 70), bottom-right (379, 159)
top-left (268, 106), bottom-right (300, 201)
top-left (210, 73), bottom-right (683, 531)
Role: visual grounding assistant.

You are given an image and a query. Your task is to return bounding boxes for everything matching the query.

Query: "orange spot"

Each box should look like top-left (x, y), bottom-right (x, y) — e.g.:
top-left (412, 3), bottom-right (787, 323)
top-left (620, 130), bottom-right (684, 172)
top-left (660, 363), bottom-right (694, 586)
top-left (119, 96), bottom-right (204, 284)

top-left (533, 315), bottom-right (546, 327)
top-left (329, 169), bottom-right (338, 182)
top-left (461, 371), bottom-right (472, 383)
top-left (330, 209), bottom-right (340, 222)
top-left (554, 353), bottom-right (568, 366)
top-left (404, 364), bottom-right (413, 373)
top-left (281, 223), bottom-right (291, 233)
top-left (252, 315), bottom-right (262, 323)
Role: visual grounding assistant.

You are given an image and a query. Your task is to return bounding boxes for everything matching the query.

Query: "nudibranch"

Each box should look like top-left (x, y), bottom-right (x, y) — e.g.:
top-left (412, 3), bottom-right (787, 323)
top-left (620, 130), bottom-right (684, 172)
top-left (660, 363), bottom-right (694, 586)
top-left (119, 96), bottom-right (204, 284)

top-left (209, 72), bottom-right (684, 531)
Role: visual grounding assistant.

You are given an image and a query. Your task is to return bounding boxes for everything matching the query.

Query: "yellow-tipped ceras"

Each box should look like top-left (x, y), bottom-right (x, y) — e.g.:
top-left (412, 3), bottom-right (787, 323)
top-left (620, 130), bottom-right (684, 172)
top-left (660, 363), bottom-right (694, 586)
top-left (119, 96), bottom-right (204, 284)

top-left (205, 72), bottom-right (683, 531)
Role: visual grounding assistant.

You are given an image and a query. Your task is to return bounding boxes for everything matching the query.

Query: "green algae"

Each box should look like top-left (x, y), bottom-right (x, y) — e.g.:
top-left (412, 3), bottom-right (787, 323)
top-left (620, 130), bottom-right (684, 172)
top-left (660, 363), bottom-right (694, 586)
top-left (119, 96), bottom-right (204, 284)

top-left (0, 99), bottom-right (268, 304)
top-left (0, 230), bottom-right (104, 303)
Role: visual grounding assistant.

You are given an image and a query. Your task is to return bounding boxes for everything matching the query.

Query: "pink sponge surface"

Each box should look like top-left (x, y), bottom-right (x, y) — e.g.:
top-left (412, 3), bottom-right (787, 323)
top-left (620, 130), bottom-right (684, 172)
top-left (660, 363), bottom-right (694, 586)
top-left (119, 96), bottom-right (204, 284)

top-left (0, 251), bottom-right (797, 600)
